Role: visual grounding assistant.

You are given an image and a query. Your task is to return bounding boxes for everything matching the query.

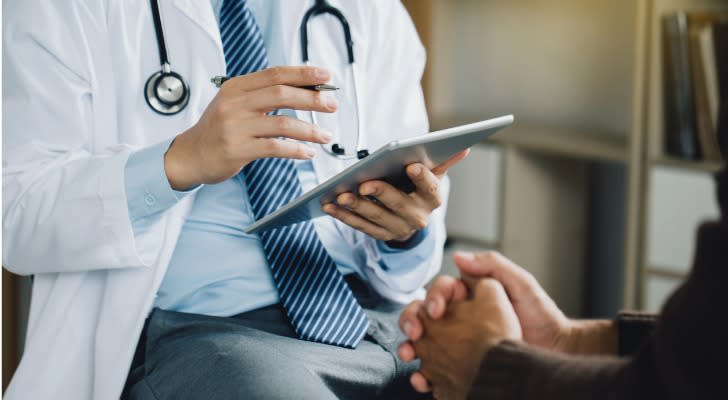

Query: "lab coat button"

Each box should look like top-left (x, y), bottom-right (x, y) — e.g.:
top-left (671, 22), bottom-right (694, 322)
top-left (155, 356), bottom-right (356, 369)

top-left (144, 194), bottom-right (157, 206)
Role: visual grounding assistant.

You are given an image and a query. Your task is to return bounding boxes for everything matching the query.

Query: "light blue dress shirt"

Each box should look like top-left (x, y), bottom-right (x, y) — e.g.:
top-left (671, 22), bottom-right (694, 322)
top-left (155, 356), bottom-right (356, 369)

top-left (123, 2), bottom-right (433, 317)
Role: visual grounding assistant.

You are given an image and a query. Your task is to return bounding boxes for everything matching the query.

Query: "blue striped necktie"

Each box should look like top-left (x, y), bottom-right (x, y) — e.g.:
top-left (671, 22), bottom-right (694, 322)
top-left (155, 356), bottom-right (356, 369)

top-left (220, 0), bottom-right (369, 348)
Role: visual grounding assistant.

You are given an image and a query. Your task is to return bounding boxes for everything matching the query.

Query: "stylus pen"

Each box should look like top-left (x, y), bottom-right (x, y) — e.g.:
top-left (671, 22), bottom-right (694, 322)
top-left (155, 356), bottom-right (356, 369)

top-left (210, 76), bottom-right (339, 91)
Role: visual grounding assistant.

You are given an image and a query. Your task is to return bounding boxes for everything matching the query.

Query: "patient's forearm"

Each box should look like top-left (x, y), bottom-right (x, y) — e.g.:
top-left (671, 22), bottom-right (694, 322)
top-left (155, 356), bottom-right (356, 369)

top-left (558, 319), bottom-right (618, 356)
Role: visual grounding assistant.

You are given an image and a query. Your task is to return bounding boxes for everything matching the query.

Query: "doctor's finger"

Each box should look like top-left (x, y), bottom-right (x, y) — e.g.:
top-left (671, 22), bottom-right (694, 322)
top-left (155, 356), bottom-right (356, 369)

top-left (357, 181), bottom-right (429, 230)
top-left (430, 149), bottom-right (470, 176)
top-left (247, 85), bottom-right (338, 114)
top-left (335, 193), bottom-right (414, 239)
top-left (225, 66), bottom-right (331, 92)
top-left (253, 138), bottom-right (317, 160)
top-left (250, 116), bottom-right (332, 144)
top-left (407, 165), bottom-right (442, 209)
top-left (322, 204), bottom-right (395, 241)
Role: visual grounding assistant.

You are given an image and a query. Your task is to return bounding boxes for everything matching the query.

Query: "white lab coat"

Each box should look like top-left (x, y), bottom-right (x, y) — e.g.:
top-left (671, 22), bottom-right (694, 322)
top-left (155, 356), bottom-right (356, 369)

top-left (2, 1), bottom-right (446, 398)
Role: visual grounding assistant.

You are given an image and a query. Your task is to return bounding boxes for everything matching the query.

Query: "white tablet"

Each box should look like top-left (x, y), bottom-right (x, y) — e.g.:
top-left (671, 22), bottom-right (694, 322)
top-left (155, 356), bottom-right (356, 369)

top-left (245, 115), bottom-right (514, 233)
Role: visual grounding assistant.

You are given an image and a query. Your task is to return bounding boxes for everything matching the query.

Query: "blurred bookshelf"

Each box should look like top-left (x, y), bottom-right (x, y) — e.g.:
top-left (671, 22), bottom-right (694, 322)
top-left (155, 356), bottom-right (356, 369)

top-left (652, 155), bottom-right (724, 173)
top-left (492, 125), bottom-right (629, 163)
top-left (403, 0), bottom-right (726, 317)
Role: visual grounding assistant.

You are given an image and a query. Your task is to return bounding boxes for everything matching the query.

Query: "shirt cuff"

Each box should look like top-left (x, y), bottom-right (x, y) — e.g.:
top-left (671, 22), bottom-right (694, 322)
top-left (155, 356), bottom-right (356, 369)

top-left (124, 138), bottom-right (195, 222)
top-left (378, 226), bottom-right (430, 253)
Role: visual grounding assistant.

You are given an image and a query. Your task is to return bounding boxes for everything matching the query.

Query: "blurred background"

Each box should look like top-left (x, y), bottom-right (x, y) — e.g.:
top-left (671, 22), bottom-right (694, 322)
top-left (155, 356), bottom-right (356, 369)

top-left (3, 0), bottom-right (727, 391)
top-left (400, 0), bottom-right (726, 320)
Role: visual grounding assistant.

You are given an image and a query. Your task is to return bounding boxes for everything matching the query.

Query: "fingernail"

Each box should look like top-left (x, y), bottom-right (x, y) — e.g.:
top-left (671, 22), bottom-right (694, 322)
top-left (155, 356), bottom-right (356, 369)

top-left (324, 94), bottom-right (338, 109)
top-left (410, 165), bottom-right (422, 177)
top-left (337, 195), bottom-right (350, 206)
top-left (322, 204), bottom-right (334, 214)
top-left (320, 130), bottom-right (333, 143)
top-left (360, 186), bottom-right (373, 196)
top-left (403, 320), bottom-right (413, 337)
top-left (315, 68), bottom-right (330, 80)
top-left (426, 301), bottom-right (438, 317)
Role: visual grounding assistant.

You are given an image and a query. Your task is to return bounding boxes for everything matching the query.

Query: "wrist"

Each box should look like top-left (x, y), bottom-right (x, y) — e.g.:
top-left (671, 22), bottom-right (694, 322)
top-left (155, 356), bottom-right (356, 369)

top-left (164, 131), bottom-right (200, 191)
top-left (382, 226), bottom-right (429, 251)
top-left (386, 230), bottom-right (416, 245)
top-left (557, 319), bottom-right (618, 356)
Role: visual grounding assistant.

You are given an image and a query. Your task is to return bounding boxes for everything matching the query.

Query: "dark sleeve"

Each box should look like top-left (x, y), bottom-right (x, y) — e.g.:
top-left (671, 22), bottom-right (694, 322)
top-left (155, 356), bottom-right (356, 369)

top-left (467, 341), bottom-right (633, 400)
top-left (468, 219), bottom-right (727, 400)
top-left (615, 311), bottom-right (657, 356)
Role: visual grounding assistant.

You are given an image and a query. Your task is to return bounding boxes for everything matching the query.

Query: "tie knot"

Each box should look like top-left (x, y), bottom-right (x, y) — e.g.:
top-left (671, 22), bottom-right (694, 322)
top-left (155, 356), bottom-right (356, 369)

top-left (219, 0), bottom-right (268, 76)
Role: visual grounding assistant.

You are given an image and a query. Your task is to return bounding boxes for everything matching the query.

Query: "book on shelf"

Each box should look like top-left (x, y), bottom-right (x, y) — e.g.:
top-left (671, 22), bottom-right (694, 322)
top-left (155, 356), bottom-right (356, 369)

top-left (663, 12), bottom-right (727, 162)
top-left (689, 13), bottom-right (725, 161)
top-left (663, 12), bottom-right (698, 160)
top-left (715, 21), bottom-right (728, 159)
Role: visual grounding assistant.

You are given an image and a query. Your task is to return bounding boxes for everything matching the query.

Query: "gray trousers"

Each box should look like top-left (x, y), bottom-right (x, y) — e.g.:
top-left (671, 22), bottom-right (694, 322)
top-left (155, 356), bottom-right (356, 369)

top-left (122, 276), bottom-right (429, 399)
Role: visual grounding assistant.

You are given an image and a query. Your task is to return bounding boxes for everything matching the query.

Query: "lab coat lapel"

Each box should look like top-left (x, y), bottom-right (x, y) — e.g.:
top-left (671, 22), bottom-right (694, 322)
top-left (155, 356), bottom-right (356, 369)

top-left (172, 0), bottom-right (221, 51)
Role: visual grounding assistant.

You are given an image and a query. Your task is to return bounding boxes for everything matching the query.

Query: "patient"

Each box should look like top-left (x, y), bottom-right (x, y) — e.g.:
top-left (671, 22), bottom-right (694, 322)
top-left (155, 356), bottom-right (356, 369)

top-left (398, 169), bottom-right (727, 400)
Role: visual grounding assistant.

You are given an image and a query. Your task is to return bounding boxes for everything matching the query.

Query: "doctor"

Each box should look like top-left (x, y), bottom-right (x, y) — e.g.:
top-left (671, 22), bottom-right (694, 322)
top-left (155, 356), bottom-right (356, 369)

top-left (3, 0), bottom-right (460, 399)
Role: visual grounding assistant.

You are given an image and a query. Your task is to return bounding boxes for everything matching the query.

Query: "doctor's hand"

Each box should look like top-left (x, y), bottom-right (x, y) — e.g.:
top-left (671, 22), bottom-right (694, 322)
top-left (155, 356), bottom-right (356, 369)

top-left (164, 66), bottom-right (337, 190)
top-left (322, 150), bottom-right (469, 243)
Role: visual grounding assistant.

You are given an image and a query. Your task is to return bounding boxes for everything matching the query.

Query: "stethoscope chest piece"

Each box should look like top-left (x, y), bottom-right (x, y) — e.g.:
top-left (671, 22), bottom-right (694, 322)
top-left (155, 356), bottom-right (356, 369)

top-left (145, 66), bottom-right (190, 115)
top-left (145, 0), bottom-right (190, 115)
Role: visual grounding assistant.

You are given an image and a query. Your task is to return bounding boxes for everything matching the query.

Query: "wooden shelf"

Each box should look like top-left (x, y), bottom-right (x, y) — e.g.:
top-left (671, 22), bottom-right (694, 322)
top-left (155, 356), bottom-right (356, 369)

top-left (492, 124), bottom-right (629, 163)
top-left (645, 267), bottom-right (687, 280)
top-left (431, 116), bottom-right (629, 163)
top-left (651, 156), bottom-right (725, 174)
top-left (444, 235), bottom-right (499, 250)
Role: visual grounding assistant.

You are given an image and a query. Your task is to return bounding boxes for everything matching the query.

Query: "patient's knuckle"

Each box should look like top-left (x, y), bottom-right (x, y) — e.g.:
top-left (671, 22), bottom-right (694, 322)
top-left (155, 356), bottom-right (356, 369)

top-left (432, 276), bottom-right (453, 290)
top-left (478, 251), bottom-right (501, 264)
top-left (476, 278), bottom-right (502, 295)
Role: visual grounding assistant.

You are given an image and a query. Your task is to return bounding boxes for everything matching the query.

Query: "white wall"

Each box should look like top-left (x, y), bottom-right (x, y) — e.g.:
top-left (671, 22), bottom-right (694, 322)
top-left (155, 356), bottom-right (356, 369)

top-left (428, 0), bottom-right (635, 135)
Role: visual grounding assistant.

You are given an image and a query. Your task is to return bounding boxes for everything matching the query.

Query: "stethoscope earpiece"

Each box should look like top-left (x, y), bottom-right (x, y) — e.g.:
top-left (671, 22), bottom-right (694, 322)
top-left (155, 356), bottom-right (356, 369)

top-left (331, 144), bottom-right (346, 155)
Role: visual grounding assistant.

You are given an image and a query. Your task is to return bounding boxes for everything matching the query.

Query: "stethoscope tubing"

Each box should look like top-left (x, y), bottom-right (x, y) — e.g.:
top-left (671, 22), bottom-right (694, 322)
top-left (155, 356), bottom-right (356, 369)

top-left (301, 0), bottom-right (368, 160)
top-left (146, 0), bottom-right (365, 157)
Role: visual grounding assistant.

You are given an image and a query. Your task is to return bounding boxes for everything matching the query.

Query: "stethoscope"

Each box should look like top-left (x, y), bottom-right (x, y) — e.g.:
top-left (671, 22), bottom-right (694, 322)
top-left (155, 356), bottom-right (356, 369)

top-left (145, 0), bottom-right (190, 115)
top-left (301, 0), bottom-right (368, 160)
top-left (145, 0), bottom-right (369, 159)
